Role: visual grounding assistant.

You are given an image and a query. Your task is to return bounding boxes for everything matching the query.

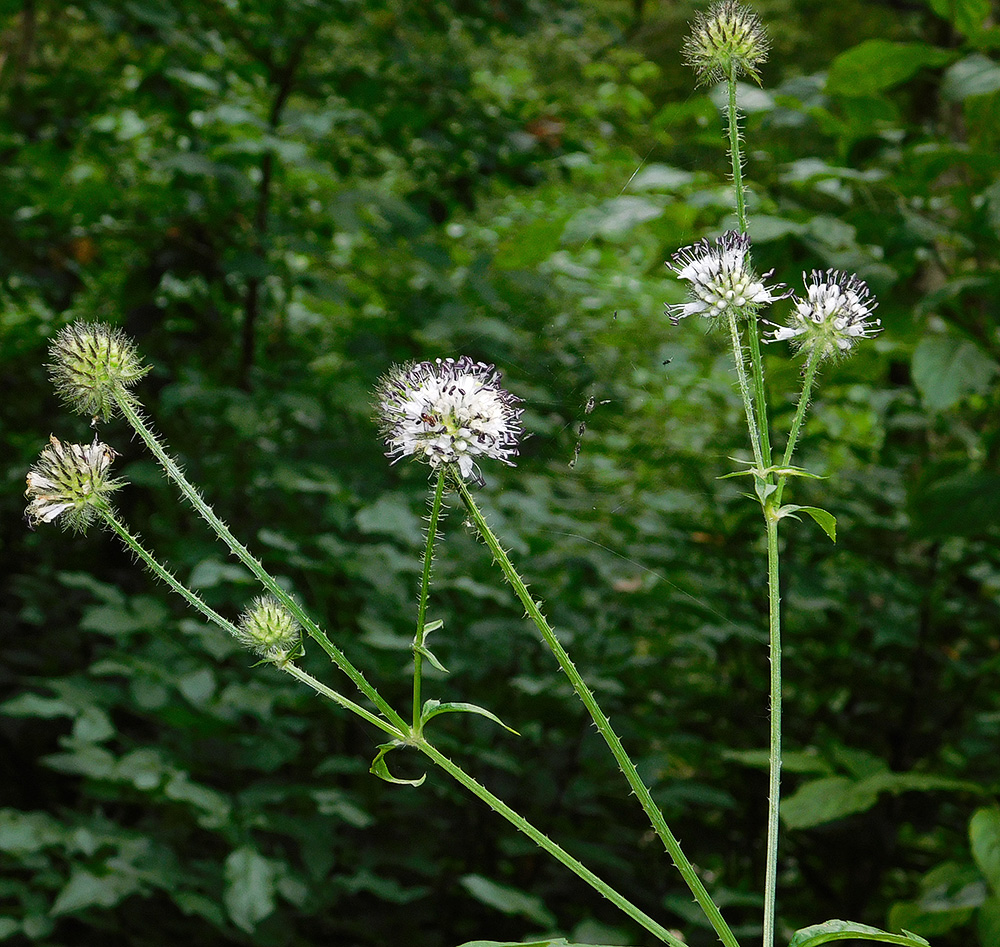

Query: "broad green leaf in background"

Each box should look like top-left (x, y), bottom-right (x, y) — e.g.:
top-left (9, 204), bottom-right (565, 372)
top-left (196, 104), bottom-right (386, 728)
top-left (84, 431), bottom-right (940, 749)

top-left (223, 847), bottom-right (277, 933)
top-left (941, 54), bottom-right (1000, 100)
top-left (826, 41), bottom-right (952, 96)
top-left (927, 0), bottom-right (992, 37)
top-left (911, 333), bottom-right (998, 411)
top-left (458, 874), bottom-right (557, 927)
top-left (970, 809), bottom-right (1000, 894)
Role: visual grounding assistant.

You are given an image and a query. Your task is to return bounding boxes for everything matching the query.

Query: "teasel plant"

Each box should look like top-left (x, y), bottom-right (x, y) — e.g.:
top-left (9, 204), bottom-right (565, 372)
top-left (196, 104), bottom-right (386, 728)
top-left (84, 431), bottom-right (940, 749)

top-left (23, 5), bottom-right (922, 947)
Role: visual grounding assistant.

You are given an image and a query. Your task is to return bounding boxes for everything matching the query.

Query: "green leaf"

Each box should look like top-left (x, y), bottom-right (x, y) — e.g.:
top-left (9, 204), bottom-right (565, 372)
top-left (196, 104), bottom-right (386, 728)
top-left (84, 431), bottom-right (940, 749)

top-left (370, 742), bottom-right (426, 787)
top-left (826, 41), bottom-right (952, 96)
top-left (421, 699), bottom-right (519, 735)
top-left (415, 644), bottom-right (450, 673)
top-left (778, 505), bottom-right (837, 542)
top-left (942, 53), bottom-right (1000, 99)
top-left (457, 941), bottom-right (628, 947)
top-left (458, 874), bottom-right (557, 926)
top-left (789, 919), bottom-right (930, 947)
top-left (977, 896), bottom-right (1000, 946)
top-left (782, 777), bottom-right (881, 829)
top-left (928, 0), bottom-right (992, 37)
top-left (912, 333), bottom-right (998, 410)
top-left (224, 847), bottom-right (276, 933)
top-left (723, 748), bottom-right (833, 775)
top-left (970, 809), bottom-right (1000, 894)
top-left (51, 868), bottom-right (143, 916)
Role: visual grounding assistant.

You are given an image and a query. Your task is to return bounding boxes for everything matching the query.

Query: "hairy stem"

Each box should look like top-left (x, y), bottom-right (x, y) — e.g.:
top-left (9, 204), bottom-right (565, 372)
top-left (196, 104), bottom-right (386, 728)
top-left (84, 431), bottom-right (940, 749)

top-left (453, 475), bottom-right (741, 947)
top-left (413, 471), bottom-right (446, 732)
top-left (762, 512), bottom-right (782, 947)
top-left (417, 738), bottom-right (684, 947)
top-left (775, 350), bottom-right (821, 506)
top-left (115, 394), bottom-right (409, 734)
top-left (99, 507), bottom-right (404, 739)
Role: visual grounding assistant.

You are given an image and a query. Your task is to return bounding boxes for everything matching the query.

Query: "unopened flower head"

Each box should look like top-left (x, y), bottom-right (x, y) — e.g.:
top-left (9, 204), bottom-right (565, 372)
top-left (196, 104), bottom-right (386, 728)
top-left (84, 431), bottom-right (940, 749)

top-left (236, 596), bottom-right (301, 661)
top-left (666, 230), bottom-right (786, 325)
top-left (683, 0), bottom-right (769, 86)
top-left (375, 357), bottom-right (524, 485)
top-left (48, 322), bottom-right (149, 421)
top-left (765, 269), bottom-right (881, 360)
top-left (25, 435), bottom-right (124, 533)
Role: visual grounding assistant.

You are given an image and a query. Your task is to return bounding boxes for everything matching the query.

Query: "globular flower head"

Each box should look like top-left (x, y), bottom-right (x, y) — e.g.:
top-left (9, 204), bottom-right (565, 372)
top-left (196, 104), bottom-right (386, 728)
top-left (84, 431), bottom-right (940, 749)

top-left (48, 322), bottom-right (149, 421)
top-left (236, 596), bottom-right (301, 662)
top-left (765, 269), bottom-right (881, 360)
top-left (683, 0), bottom-right (770, 86)
top-left (375, 357), bottom-right (524, 486)
top-left (25, 435), bottom-right (124, 533)
top-left (666, 230), bottom-right (787, 325)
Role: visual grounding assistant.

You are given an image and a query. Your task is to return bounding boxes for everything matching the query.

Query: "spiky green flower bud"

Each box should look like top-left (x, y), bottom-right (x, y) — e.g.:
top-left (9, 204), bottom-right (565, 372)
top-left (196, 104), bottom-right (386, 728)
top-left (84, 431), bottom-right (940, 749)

top-left (682, 0), bottom-right (769, 86)
top-left (25, 435), bottom-right (124, 533)
top-left (236, 597), bottom-right (301, 662)
top-left (48, 322), bottom-right (149, 421)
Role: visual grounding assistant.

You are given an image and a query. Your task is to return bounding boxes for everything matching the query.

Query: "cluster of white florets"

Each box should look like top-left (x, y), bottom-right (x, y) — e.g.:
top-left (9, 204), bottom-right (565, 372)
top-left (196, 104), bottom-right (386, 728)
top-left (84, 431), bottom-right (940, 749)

top-left (666, 231), bottom-right (787, 325)
top-left (765, 269), bottom-right (882, 359)
top-left (375, 357), bottom-right (523, 485)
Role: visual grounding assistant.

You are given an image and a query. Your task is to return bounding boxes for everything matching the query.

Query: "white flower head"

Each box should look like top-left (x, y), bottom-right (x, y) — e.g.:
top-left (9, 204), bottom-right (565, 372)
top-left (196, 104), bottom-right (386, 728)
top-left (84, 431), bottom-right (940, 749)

top-left (25, 435), bottom-right (123, 533)
top-left (765, 269), bottom-right (881, 359)
top-left (666, 230), bottom-right (787, 325)
top-left (375, 357), bottom-right (524, 486)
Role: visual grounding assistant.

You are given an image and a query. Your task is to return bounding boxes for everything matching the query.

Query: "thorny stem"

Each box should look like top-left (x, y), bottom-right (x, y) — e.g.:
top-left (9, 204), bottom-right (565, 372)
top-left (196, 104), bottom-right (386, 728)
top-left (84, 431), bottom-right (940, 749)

top-left (727, 312), bottom-right (765, 473)
top-left (416, 738), bottom-right (685, 947)
top-left (453, 474), bottom-right (741, 947)
top-left (99, 497), bottom-right (683, 944)
top-left (412, 471), bottom-right (446, 732)
top-left (775, 350), bottom-right (822, 507)
top-left (727, 70), bottom-right (773, 474)
top-left (114, 394), bottom-right (409, 734)
top-left (726, 69), bottom-right (781, 947)
top-left (99, 506), bottom-right (405, 740)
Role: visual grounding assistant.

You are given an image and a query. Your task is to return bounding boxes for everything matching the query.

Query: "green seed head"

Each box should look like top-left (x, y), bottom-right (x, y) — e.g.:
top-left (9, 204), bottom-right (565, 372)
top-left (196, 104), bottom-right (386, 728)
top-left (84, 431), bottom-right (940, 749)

top-left (236, 597), bottom-right (301, 662)
top-left (682, 0), bottom-right (770, 86)
top-left (25, 435), bottom-right (125, 533)
top-left (48, 322), bottom-right (149, 421)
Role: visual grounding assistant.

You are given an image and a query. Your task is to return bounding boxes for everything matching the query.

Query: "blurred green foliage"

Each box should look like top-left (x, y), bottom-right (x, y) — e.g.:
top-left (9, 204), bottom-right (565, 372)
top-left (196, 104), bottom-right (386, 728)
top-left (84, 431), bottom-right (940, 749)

top-left (2, 0), bottom-right (1000, 945)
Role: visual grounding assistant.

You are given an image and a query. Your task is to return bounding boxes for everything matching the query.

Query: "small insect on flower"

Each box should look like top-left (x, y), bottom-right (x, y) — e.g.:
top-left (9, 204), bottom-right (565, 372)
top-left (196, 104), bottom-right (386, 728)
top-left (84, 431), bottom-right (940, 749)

top-left (765, 269), bottom-right (881, 360)
top-left (24, 435), bottom-right (124, 533)
top-left (666, 230), bottom-right (787, 325)
top-left (682, 0), bottom-right (770, 86)
top-left (375, 356), bottom-right (524, 486)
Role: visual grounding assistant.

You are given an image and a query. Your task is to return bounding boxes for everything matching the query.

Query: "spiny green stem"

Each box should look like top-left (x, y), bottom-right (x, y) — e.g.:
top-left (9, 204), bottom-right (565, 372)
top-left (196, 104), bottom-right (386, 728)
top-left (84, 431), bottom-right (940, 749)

top-left (413, 471), bottom-right (446, 732)
top-left (416, 738), bottom-right (684, 947)
top-left (283, 664), bottom-right (408, 740)
top-left (100, 507), bottom-right (240, 636)
top-left (762, 513), bottom-right (782, 947)
top-left (727, 313), bottom-right (765, 473)
top-left (115, 394), bottom-right (408, 734)
top-left (775, 351), bottom-right (821, 507)
top-left (100, 507), bottom-right (405, 740)
top-left (453, 475), bottom-right (741, 947)
top-left (727, 72), bottom-right (773, 475)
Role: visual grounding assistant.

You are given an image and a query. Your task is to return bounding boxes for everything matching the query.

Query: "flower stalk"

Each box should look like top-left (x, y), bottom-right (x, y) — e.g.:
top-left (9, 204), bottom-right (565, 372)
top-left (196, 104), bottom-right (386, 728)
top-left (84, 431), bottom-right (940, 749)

top-left (452, 473), bottom-right (741, 947)
top-left (412, 470), bottom-right (447, 732)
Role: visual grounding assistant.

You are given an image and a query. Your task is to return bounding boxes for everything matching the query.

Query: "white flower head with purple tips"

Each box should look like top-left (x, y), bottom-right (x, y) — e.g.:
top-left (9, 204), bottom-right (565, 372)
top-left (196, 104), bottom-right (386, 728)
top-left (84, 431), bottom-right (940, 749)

top-left (765, 269), bottom-right (881, 359)
top-left (375, 357), bottom-right (524, 485)
top-left (666, 231), bottom-right (787, 325)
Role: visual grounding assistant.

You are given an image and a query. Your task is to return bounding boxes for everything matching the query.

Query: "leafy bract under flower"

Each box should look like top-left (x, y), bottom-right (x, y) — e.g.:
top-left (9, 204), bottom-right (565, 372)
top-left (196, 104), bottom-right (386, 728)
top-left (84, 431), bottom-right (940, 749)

top-left (375, 357), bottom-right (524, 485)
top-left (25, 435), bottom-right (123, 533)
top-left (666, 231), bottom-right (786, 325)
top-left (765, 269), bottom-right (881, 359)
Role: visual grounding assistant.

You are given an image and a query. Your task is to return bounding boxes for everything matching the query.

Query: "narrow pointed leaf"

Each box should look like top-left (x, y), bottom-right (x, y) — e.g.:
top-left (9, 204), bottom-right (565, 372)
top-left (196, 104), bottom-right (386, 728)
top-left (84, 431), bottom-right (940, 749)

top-left (415, 644), bottom-right (449, 673)
top-left (370, 742), bottom-right (426, 787)
top-left (421, 699), bottom-right (519, 735)
top-left (422, 619), bottom-right (444, 636)
top-left (789, 919), bottom-right (930, 947)
top-left (779, 505), bottom-right (837, 542)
